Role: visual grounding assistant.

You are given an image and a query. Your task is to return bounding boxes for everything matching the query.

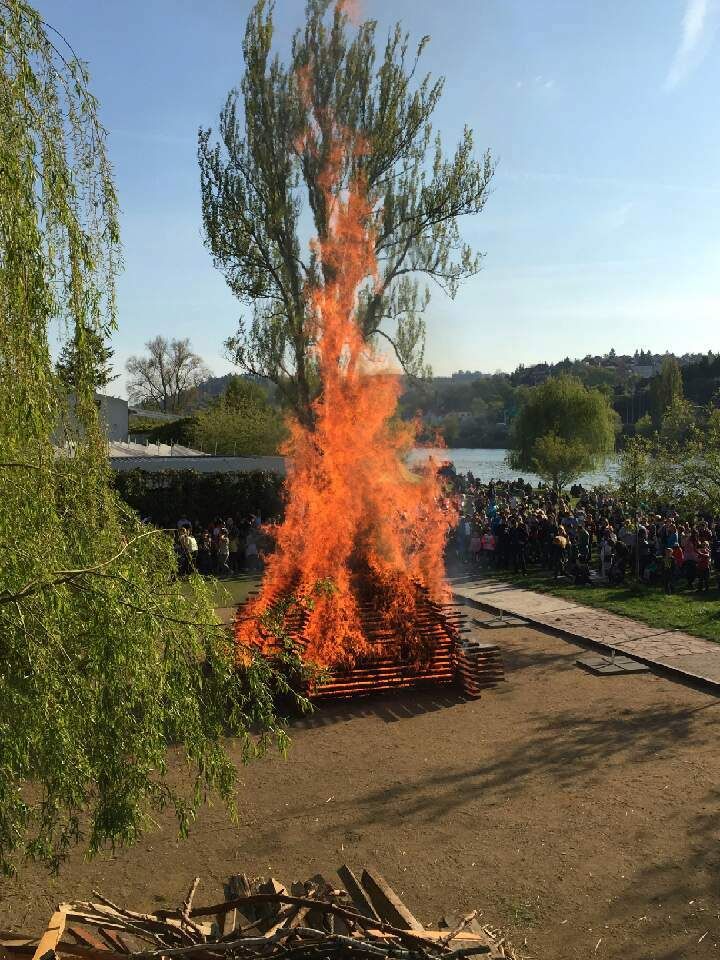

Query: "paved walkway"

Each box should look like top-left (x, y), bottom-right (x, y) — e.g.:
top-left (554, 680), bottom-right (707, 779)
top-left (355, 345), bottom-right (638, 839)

top-left (450, 574), bottom-right (720, 688)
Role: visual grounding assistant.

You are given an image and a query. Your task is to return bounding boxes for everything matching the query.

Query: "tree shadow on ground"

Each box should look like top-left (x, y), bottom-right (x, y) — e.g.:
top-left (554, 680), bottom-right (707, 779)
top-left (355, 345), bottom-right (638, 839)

top-left (604, 784), bottom-right (720, 959)
top-left (498, 636), bottom-right (580, 678)
top-left (331, 697), bottom-right (720, 827)
top-left (448, 572), bottom-right (520, 593)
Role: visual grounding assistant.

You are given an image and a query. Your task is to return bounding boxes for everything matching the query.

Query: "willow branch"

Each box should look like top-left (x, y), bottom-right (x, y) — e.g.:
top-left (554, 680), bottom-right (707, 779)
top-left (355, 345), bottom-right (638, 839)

top-left (0, 528), bottom-right (169, 605)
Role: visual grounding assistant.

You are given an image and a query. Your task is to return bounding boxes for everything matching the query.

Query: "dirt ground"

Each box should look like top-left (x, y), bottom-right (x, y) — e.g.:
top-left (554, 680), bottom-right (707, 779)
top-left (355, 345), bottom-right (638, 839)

top-left (3, 609), bottom-right (720, 960)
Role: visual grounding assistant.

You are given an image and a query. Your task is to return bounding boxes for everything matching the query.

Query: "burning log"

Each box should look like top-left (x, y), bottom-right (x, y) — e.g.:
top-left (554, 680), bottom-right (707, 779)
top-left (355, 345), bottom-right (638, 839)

top-left (0, 866), bottom-right (519, 960)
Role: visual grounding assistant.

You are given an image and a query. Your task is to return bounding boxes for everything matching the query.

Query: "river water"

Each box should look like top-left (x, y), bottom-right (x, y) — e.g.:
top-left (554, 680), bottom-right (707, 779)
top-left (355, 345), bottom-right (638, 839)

top-left (409, 447), bottom-right (617, 488)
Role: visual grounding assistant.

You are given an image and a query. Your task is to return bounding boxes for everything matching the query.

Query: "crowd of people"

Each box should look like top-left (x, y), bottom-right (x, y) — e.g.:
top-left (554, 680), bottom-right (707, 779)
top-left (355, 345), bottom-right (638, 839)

top-left (173, 513), bottom-right (266, 577)
top-left (167, 472), bottom-right (720, 596)
top-left (450, 472), bottom-right (720, 593)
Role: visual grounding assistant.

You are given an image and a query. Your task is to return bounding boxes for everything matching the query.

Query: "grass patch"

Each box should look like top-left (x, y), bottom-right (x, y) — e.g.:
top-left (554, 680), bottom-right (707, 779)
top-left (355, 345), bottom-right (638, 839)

top-left (483, 567), bottom-right (720, 643)
top-left (181, 574), bottom-right (262, 609)
top-left (499, 894), bottom-right (542, 928)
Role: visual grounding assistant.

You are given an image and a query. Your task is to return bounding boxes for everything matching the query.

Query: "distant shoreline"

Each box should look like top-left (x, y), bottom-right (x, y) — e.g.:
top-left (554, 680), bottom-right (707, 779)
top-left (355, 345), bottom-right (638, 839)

top-left (409, 447), bottom-right (617, 487)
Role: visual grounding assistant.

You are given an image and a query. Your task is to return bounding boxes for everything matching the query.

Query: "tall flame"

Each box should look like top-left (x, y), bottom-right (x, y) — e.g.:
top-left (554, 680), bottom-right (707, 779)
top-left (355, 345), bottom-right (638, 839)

top-left (236, 133), bottom-right (456, 669)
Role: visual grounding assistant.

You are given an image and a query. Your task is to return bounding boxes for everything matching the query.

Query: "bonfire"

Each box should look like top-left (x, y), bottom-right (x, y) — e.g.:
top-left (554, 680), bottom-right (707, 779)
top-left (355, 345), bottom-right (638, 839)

top-left (236, 107), bottom-right (457, 681)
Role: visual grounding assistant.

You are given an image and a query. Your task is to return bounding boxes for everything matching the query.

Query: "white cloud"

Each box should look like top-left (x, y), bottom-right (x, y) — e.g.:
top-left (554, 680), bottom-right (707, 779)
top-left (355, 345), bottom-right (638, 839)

top-left (665, 0), bottom-right (715, 90)
top-left (596, 201), bottom-right (634, 233)
top-left (515, 76), bottom-right (556, 92)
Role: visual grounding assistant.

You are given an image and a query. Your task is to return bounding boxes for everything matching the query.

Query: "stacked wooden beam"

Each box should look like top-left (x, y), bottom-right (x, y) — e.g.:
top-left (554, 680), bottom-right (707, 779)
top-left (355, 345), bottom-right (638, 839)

top-left (308, 589), bottom-right (468, 699)
top-left (310, 636), bottom-right (456, 698)
top-left (453, 640), bottom-right (506, 700)
top-left (0, 866), bottom-right (518, 960)
top-left (241, 583), bottom-right (505, 701)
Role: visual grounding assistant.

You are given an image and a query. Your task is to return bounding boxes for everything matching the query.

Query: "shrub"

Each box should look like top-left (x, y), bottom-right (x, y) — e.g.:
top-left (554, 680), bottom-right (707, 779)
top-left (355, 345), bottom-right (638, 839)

top-left (114, 469), bottom-right (285, 526)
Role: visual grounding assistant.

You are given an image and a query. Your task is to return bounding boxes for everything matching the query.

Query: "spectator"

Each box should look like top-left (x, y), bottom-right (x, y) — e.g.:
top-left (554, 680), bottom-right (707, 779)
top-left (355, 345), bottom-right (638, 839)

top-left (246, 532), bottom-right (261, 572)
top-left (661, 548), bottom-right (675, 594)
top-left (697, 541), bottom-right (712, 592)
top-left (229, 526), bottom-right (242, 573)
top-left (216, 527), bottom-right (230, 577)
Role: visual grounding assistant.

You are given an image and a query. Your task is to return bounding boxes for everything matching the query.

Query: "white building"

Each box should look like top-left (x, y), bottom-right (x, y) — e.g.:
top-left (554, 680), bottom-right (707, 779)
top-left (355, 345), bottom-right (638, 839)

top-left (60, 391), bottom-right (129, 442)
top-left (96, 393), bottom-right (128, 441)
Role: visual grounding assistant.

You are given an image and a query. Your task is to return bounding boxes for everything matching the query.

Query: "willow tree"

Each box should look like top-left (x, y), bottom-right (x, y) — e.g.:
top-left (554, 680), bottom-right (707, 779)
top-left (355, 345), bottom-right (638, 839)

top-left (199, 0), bottom-right (494, 424)
top-left (0, 0), bottom-right (294, 875)
top-left (507, 376), bottom-right (618, 493)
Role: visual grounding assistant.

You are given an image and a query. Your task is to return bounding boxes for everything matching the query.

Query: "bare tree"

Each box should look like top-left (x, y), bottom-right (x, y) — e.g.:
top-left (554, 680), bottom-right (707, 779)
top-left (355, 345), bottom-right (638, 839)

top-left (126, 337), bottom-right (211, 412)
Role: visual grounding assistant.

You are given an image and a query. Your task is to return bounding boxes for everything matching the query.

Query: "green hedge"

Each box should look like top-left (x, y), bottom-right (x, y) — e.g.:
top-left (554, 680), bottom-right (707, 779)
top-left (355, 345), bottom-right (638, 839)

top-left (113, 469), bottom-right (284, 526)
top-left (146, 417), bottom-right (197, 445)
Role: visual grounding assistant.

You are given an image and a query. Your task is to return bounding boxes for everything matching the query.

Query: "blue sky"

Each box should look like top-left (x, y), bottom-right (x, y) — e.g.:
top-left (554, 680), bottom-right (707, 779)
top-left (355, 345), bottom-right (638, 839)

top-left (36, 0), bottom-right (720, 390)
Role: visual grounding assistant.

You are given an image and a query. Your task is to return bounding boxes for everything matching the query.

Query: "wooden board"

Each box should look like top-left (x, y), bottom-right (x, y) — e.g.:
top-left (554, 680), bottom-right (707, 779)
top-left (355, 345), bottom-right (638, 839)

top-left (360, 870), bottom-right (424, 931)
top-left (218, 908), bottom-right (237, 938)
top-left (223, 875), bottom-right (260, 933)
top-left (32, 910), bottom-right (67, 960)
top-left (93, 932), bottom-right (127, 955)
top-left (336, 866), bottom-right (380, 922)
top-left (65, 928), bottom-right (110, 953)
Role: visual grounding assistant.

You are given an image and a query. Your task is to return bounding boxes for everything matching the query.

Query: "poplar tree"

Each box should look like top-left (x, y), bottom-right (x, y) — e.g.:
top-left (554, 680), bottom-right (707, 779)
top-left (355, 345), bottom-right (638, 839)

top-left (199, 0), bottom-right (495, 425)
top-left (650, 357), bottom-right (684, 427)
top-left (0, 0), bottom-right (292, 875)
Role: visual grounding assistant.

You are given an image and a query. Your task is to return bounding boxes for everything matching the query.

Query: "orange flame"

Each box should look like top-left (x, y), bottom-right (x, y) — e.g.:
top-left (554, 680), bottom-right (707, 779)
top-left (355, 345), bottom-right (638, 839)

top-left (236, 132), bottom-right (456, 669)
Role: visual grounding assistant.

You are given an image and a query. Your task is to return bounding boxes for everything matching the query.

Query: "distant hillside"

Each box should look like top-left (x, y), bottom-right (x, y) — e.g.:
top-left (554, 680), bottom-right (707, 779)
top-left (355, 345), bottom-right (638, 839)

top-left (400, 349), bottom-right (718, 448)
top-left (193, 374), bottom-right (234, 402)
top-left (193, 373), bottom-right (278, 408)
top-left (436, 350), bottom-right (707, 387)
top-left (163, 351), bottom-right (719, 451)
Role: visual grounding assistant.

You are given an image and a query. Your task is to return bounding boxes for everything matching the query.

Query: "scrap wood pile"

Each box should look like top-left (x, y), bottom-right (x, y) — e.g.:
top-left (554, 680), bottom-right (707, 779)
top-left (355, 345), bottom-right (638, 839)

top-left (0, 866), bottom-right (519, 960)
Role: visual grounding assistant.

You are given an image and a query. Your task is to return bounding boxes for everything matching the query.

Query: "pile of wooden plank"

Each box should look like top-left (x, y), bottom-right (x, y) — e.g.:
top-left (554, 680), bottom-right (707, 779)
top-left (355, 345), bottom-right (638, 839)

top-left (298, 590), bottom-right (466, 700)
top-left (0, 866), bottom-right (519, 960)
top-left (242, 581), bottom-right (509, 701)
top-left (305, 600), bottom-right (505, 701)
top-left (310, 636), bottom-right (457, 699)
top-left (453, 640), bottom-right (505, 699)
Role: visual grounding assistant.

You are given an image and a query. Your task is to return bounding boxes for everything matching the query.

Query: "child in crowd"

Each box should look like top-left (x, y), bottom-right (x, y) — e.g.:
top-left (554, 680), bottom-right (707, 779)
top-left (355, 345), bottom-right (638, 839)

top-left (671, 543), bottom-right (684, 580)
top-left (661, 548), bottom-right (675, 594)
top-left (216, 527), bottom-right (230, 577)
top-left (469, 528), bottom-right (483, 564)
top-left (481, 528), bottom-right (496, 567)
top-left (600, 536), bottom-right (613, 581)
top-left (696, 540), bottom-right (712, 592)
top-left (245, 532), bottom-right (260, 571)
